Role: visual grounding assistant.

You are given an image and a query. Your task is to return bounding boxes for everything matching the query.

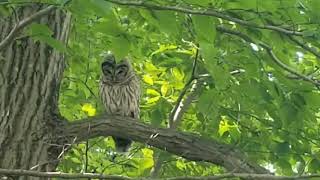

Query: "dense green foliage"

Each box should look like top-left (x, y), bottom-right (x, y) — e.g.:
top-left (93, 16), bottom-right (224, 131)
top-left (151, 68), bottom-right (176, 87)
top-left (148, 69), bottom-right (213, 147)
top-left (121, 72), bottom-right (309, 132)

top-left (3, 0), bottom-right (320, 178)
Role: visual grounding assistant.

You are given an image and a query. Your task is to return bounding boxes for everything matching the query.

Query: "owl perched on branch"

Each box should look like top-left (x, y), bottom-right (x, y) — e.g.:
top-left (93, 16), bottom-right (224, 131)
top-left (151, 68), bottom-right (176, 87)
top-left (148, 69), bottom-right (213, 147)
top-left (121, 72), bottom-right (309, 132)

top-left (99, 53), bottom-right (140, 152)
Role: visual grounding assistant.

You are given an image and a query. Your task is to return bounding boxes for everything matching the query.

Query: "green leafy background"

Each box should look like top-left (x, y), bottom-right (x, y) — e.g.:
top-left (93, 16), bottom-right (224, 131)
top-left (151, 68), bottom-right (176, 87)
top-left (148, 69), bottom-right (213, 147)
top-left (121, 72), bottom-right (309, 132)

top-left (4, 0), bottom-right (320, 177)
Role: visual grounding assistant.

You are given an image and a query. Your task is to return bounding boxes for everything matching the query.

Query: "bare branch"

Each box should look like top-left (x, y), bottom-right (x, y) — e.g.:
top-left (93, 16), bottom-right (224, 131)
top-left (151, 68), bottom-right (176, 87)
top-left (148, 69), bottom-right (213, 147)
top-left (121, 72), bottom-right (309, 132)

top-left (288, 35), bottom-right (320, 60)
top-left (261, 44), bottom-right (320, 86)
top-left (0, 5), bottom-right (56, 51)
top-left (0, 168), bottom-right (131, 180)
top-left (168, 47), bottom-right (199, 129)
top-left (105, 0), bottom-right (302, 36)
top-left (1, 168), bottom-right (320, 179)
top-left (216, 26), bottom-right (320, 87)
top-left (63, 115), bottom-right (269, 174)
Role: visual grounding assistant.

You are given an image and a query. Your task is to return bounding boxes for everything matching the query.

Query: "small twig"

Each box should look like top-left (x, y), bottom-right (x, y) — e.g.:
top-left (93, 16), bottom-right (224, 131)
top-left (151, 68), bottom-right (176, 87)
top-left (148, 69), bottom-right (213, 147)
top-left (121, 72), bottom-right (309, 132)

top-left (0, 5), bottom-right (56, 51)
top-left (230, 69), bottom-right (246, 75)
top-left (288, 35), bottom-right (320, 60)
top-left (29, 137), bottom-right (77, 171)
top-left (261, 43), bottom-right (320, 86)
top-left (65, 76), bottom-right (98, 99)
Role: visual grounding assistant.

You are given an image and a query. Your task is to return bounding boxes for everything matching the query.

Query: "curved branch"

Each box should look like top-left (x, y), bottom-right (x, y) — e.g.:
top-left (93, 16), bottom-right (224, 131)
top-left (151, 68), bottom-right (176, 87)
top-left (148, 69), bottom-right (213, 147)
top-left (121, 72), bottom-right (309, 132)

top-left (105, 0), bottom-right (302, 36)
top-left (63, 115), bottom-right (269, 174)
top-left (216, 26), bottom-right (320, 87)
top-left (261, 44), bottom-right (320, 86)
top-left (0, 168), bottom-right (318, 180)
top-left (0, 5), bottom-right (56, 51)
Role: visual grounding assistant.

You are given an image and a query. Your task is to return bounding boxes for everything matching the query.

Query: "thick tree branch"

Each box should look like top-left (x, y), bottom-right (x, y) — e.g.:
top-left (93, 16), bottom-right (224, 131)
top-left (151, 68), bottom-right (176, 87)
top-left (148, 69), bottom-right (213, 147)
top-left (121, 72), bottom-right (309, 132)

top-left (63, 115), bottom-right (269, 174)
top-left (216, 26), bottom-right (320, 87)
top-left (0, 168), bottom-right (319, 180)
top-left (0, 5), bottom-right (56, 51)
top-left (105, 0), bottom-right (302, 36)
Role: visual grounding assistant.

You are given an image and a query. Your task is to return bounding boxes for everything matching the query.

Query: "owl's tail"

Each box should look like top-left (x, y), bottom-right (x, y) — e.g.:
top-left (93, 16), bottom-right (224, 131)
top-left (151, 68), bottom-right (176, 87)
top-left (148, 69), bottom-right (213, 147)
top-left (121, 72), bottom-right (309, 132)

top-left (113, 136), bottom-right (132, 152)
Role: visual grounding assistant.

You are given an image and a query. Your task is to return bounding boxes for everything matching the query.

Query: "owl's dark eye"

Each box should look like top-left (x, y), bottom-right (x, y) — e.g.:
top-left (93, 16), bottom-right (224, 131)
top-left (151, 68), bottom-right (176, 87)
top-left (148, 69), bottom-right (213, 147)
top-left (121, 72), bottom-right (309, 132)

top-left (103, 68), bottom-right (112, 75)
top-left (116, 64), bottom-right (128, 75)
top-left (102, 60), bottom-right (115, 76)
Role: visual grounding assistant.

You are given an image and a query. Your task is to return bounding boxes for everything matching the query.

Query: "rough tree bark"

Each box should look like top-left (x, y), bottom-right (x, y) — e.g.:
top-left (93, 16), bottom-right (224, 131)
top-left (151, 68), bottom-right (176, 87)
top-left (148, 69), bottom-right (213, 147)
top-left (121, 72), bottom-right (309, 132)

top-left (0, 4), bottom-right (70, 173)
top-left (0, 3), bottom-right (270, 180)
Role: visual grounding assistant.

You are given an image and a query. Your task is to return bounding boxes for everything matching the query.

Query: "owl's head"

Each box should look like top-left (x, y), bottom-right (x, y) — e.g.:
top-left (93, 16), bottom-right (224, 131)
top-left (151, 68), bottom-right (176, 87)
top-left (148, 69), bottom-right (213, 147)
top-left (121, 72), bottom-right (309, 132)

top-left (101, 54), bottom-right (133, 84)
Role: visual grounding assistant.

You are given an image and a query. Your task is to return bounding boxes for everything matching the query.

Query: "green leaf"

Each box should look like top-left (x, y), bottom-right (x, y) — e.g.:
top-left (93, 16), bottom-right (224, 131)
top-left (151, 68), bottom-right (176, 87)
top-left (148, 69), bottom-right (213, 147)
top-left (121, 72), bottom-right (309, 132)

top-left (94, 13), bottom-right (123, 36)
top-left (192, 15), bottom-right (216, 42)
top-left (160, 83), bottom-right (169, 96)
top-left (143, 75), bottom-right (154, 85)
top-left (154, 11), bottom-right (179, 36)
top-left (88, 0), bottom-right (112, 16)
top-left (197, 89), bottom-right (219, 117)
top-left (146, 89), bottom-right (160, 96)
top-left (306, 0), bottom-right (320, 23)
top-left (37, 35), bottom-right (66, 52)
top-left (172, 67), bottom-right (184, 81)
top-left (276, 159), bottom-right (293, 175)
top-left (309, 158), bottom-right (320, 173)
top-left (150, 108), bottom-right (163, 126)
top-left (109, 36), bottom-right (131, 59)
top-left (279, 102), bottom-right (299, 126)
top-left (199, 41), bottom-right (216, 61)
top-left (0, 5), bottom-right (10, 16)
top-left (27, 23), bottom-right (53, 36)
top-left (26, 23), bottom-right (66, 52)
top-left (275, 142), bottom-right (290, 154)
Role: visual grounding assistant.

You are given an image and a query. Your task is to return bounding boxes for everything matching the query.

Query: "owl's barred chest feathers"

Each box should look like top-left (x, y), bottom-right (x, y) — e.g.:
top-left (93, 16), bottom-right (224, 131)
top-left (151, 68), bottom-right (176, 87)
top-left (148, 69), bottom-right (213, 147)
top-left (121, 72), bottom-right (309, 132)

top-left (99, 54), bottom-right (140, 152)
top-left (99, 75), bottom-right (140, 119)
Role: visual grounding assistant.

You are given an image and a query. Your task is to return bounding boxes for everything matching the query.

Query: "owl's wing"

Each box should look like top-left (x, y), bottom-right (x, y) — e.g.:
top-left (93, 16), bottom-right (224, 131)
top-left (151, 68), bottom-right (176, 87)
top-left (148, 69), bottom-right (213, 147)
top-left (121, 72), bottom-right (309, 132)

top-left (133, 75), bottom-right (141, 119)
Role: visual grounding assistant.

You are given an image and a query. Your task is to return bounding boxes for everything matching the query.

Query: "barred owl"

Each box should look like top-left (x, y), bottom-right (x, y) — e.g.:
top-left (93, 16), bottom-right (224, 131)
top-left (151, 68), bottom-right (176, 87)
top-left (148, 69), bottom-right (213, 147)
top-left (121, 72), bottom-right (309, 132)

top-left (99, 53), bottom-right (140, 152)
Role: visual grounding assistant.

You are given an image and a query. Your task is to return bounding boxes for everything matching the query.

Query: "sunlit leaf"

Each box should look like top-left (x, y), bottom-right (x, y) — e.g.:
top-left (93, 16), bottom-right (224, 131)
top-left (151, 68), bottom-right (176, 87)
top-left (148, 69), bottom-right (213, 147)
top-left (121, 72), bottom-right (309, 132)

top-left (143, 75), bottom-right (154, 85)
top-left (81, 103), bottom-right (96, 116)
top-left (147, 89), bottom-right (160, 96)
top-left (161, 83), bottom-right (169, 96)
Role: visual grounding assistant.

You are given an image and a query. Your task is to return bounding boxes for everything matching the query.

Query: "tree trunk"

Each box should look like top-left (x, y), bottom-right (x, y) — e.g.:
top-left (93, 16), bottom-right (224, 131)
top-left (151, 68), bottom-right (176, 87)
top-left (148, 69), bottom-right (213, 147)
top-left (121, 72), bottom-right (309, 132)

top-left (0, 4), bottom-right (70, 175)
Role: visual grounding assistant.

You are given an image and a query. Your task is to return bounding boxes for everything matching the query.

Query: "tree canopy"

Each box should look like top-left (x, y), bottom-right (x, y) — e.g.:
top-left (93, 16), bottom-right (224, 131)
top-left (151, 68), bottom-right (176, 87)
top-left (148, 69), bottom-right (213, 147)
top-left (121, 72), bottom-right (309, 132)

top-left (1, 0), bottom-right (320, 179)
